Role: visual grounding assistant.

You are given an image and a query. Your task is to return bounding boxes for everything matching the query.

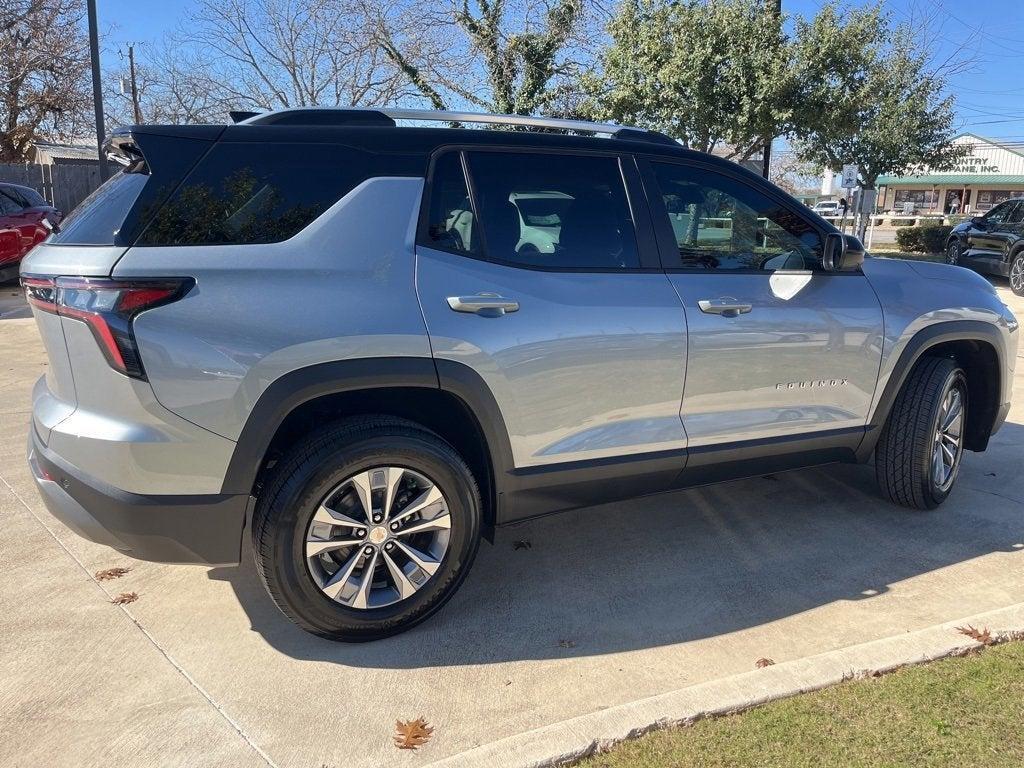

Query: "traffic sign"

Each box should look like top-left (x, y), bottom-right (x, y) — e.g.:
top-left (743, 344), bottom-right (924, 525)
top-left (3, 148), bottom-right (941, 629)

top-left (841, 164), bottom-right (859, 189)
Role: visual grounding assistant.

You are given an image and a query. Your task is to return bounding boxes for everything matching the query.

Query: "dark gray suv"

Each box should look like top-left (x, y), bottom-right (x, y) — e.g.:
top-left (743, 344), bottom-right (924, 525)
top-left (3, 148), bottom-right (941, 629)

top-left (22, 109), bottom-right (1018, 641)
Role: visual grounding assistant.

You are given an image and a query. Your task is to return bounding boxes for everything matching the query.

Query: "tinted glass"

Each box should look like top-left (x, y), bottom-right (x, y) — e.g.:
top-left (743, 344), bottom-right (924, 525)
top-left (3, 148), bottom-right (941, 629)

top-left (422, 151), bottom-right (477, 254)
top-left (652, 162), bottom-right (822, 271)
top-left (984, 201), bottom-right (1015, 224)
top-left (466, 151), bottom-right (639, 269)
top-left (138, 143), bottom-right (373, 246)
top-left (1005, 202), bottom-right (1023, 224)
top-left (50, 171), bottom-right (149, 245)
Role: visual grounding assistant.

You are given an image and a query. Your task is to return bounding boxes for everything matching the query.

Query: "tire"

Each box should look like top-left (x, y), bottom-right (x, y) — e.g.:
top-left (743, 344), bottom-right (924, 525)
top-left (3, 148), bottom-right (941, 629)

top-left (945, 239), bottom-right (961, 265)
top-left (1010, 249), bottom-right (1024, 297)
top-left (252, 416), bottom-right (481, 641)
top-left (875, 357), bottom-right (968, 510)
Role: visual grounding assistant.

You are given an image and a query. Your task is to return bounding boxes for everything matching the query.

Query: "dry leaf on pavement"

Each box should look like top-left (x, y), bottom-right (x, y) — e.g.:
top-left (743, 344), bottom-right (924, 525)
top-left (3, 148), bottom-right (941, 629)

top-left (112, 592), bottom-right (139, 605)
top-left (394, 718), bottom-right (433, 750)
top-left (95, 567), bottom-right (131, 581)
top-left (956, 625), bottom-right (993, 645)
top-left (755, 657), bottom-right (775, 668)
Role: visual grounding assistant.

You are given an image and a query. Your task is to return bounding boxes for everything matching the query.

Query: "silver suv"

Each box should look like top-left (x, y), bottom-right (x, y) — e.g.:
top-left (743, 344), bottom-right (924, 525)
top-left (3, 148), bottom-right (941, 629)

top-left (23, 109), bottom-right (1018, 641)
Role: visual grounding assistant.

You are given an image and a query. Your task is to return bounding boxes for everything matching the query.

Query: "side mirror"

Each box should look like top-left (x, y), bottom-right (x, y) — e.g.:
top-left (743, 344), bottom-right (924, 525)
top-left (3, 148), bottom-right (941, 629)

top-left (823, 232), bottom-right (864, 272)
top-left (971, 216), bottom-right (986, 227)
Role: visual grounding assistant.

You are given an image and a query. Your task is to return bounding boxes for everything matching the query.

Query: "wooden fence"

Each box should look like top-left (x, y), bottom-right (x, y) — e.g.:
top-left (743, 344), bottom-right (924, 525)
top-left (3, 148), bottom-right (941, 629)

top-left (0, 162), bottom-right (102, 215)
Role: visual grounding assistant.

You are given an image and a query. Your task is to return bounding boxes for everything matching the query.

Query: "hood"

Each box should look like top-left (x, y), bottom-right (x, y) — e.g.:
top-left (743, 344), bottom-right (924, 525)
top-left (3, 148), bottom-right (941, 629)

top-left (903, 258), bottom-right (998, 293)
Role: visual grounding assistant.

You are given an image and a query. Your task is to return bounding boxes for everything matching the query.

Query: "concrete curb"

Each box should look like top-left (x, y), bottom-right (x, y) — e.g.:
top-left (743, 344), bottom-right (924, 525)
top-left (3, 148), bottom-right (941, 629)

top-left (426, 603), bottom-right (1024, 768)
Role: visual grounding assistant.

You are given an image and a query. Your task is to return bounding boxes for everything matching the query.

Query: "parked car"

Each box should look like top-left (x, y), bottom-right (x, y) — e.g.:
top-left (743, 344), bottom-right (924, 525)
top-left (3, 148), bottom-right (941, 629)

top-left (0, 182), bottom-right (62, 283)
top-left (22, 109), bottom-right (1018, 641)
top-left (812, 200), bottom-right (840, 216)
top-left (945, 197), bottom-right (1024, 296)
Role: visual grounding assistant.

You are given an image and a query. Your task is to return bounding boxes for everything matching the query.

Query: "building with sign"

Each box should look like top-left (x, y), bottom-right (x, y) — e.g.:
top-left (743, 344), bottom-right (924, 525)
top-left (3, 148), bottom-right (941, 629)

top-left (876, 133), bottom-right (1024, 214)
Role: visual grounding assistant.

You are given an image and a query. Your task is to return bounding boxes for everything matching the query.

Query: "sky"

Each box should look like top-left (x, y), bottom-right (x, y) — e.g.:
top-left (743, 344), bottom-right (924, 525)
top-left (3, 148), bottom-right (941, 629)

top-left (97, 0), bottom-right (1024, 144)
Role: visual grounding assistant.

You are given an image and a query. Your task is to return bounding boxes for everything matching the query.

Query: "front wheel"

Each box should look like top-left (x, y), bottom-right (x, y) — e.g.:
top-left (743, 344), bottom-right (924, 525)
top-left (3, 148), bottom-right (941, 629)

top-left (252, 417), bottom-right (481, 641)
top-left (875, 357), bottom-right (967, 510)
top-left (1010, 250), bottom-right (1024, 296)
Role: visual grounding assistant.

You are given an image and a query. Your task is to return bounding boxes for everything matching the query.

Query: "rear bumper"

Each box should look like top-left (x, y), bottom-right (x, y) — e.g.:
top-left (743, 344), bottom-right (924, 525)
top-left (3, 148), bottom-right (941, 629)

top-left (28, 425), bottom-right (248, 565)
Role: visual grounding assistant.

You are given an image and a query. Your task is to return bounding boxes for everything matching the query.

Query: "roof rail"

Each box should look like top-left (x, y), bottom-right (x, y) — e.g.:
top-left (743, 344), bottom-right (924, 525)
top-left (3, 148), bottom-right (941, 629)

top-left (237, 107), bottom-right (678, 145)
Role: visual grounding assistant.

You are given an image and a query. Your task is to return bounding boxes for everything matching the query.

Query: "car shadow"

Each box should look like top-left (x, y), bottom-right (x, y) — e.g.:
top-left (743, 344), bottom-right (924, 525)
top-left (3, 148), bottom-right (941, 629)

top-left (207, 421), bottom-right (1024, 669)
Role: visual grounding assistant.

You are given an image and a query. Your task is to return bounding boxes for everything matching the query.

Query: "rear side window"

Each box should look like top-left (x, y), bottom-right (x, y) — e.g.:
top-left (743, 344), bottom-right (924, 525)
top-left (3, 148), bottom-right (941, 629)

top-left (422, 151), bottom-right (477, 255)
top-left (50, 172), bottom-right (148, 244)
top-left (137, 143), bottom-right (373, 246)
top-left (465, 151), bottom-right (639, 270)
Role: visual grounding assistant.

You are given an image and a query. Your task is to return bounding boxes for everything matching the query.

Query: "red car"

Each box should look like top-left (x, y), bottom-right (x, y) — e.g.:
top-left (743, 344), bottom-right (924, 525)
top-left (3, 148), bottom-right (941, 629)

top-left (0, 182), bottom-right (62, 283)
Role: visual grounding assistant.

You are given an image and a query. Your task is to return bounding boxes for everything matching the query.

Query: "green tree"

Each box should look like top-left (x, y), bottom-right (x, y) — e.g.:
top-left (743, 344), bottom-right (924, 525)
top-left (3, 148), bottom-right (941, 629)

top-left (585, 0), bottom-right (793, 160)
top-left (792, 9), bottom-right (968, 223)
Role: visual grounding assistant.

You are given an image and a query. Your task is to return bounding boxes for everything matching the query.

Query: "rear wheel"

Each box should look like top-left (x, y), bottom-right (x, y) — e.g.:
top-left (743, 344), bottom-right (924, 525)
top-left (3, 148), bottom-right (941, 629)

top-left (252, 417), bottom-right (481, 641)
top-left (945, 240), bottom-right (961, 265)
top-left (1010, 250), bottom-right (1024, 296)
top-left (875, 357), bottom-right (967, 510)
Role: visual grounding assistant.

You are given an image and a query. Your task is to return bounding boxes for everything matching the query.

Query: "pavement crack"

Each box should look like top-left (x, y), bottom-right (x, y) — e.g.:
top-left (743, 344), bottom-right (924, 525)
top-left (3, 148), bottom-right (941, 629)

top-left (0, 473), bottom-right (280, 768)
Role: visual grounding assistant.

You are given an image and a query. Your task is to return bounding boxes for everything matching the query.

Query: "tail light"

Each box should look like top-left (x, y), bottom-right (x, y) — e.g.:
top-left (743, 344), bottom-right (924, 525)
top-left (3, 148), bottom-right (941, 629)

top-left (22, 276), bottom-right (193, 379)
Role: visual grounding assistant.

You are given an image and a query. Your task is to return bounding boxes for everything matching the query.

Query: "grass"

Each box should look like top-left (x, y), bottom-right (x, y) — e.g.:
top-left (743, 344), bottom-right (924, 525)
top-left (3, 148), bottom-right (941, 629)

top-left (576, 642), bottom-right (1024, 768)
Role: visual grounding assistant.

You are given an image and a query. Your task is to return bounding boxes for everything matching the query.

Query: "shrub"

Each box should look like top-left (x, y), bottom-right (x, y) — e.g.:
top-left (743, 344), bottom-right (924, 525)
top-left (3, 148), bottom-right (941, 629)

top-left (896, 224), bottom-right (951, 254)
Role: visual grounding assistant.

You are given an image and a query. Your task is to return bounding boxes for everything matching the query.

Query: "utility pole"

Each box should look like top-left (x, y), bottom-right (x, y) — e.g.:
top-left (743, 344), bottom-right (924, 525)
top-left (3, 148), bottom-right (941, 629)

top-left (761, 0), bottom-right (783, 179)
top-left (86, 0), bottom-right (108, 180)
top-left (127, 44), bottom-right (142, 124)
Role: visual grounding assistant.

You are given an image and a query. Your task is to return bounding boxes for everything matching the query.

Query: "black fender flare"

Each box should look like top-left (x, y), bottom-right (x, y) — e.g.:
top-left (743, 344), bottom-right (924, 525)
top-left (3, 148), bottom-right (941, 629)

top-left (857, 319), bottom-right (1006, 460)
top-left (219, 357), bottom-right (517, 508)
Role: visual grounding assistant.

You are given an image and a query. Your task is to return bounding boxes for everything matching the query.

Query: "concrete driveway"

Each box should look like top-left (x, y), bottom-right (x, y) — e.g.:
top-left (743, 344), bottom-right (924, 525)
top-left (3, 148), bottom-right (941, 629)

top-left (2, 278), bottom-right (1023, 768)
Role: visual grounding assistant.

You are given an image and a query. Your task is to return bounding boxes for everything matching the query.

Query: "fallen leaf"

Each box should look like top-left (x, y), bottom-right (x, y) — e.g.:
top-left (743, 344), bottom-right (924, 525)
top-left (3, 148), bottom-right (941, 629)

top-left (956, 625), bottom-right (993, 645)
top-left (512, 540), bottom-right (532, 550)
top-left (558, 639), bottom-right (576, 648)
top-left (755, 657), bottom-right (775, 668)
top-left (95, 567), bottom-right (131, 581)
top-left (393, 718), bottom-right (433, 750)
top-left (112, 592), bottom-right (139, 605)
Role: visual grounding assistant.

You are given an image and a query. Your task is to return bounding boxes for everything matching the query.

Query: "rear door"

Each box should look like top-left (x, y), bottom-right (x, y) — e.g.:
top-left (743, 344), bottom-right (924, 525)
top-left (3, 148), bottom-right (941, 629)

top-left (415, 148), bottom-right (688, 470)
top-left (640, 157), bottom-right (883, 453)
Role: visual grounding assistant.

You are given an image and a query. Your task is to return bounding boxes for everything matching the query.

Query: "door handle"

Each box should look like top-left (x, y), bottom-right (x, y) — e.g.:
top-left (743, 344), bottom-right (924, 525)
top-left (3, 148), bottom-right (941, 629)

top-left (447, 293), bottom-right (520, 316)
top-left (698, 298), bottom-right (753, 318)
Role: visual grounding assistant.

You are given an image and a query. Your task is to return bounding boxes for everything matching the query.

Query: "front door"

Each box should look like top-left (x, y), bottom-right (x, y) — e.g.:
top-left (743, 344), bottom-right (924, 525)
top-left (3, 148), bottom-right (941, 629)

top-left (966, 199), bottom-right (1022, 271)
top-left (640, 158), bottom-right (884, 450)
top-left (415, 148), bottom-right (688, 470)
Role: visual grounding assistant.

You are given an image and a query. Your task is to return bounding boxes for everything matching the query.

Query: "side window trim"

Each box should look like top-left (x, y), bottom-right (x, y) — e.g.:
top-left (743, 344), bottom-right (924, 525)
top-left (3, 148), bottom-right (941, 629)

top-left (637, 155), bottom-right (834, 274)
top-left (421, 144), bottom-right (660, 273)
top-left (416, 148), bottom-right (482, 259)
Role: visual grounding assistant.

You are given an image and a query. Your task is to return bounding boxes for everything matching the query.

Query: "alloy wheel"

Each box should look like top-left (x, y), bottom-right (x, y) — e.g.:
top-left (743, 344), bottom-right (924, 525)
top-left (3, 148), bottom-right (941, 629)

top-left (945, 242), bottom-right (960, 265)
top-left (932, 383), bottom-right (965, 493)
top-left (305, 466), bottom-right (451, 609)
top-left (1011, 255), bottom-right (1024, 294)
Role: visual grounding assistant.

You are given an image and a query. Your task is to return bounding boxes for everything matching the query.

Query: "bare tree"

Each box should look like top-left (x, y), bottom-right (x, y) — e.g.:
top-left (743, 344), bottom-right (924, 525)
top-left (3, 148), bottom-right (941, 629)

top-left (0, 0), bottom-right (92, 160)
top-left (105, 40), bottom-right (236, 128)
top-left (372, 0), bottom-right (593, 114)
top-left (173, 0), bottom-right (411, 112)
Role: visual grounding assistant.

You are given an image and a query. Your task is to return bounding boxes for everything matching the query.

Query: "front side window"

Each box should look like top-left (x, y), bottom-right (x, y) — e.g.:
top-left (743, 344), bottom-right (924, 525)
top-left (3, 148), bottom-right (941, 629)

top-left (651, 162), bottom-right (822, 271)
top-left (465, 151), bottom-right (640, 269)
top-left (984, 201), bottom-right (1015, 225)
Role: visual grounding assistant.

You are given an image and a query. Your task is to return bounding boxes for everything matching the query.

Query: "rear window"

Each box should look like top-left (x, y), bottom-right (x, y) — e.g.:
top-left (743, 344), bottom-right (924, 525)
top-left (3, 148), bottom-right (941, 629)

top-left (137, 143), bottom-right (376, 246)
top-left (50, 172), bottom-right (148, 245)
